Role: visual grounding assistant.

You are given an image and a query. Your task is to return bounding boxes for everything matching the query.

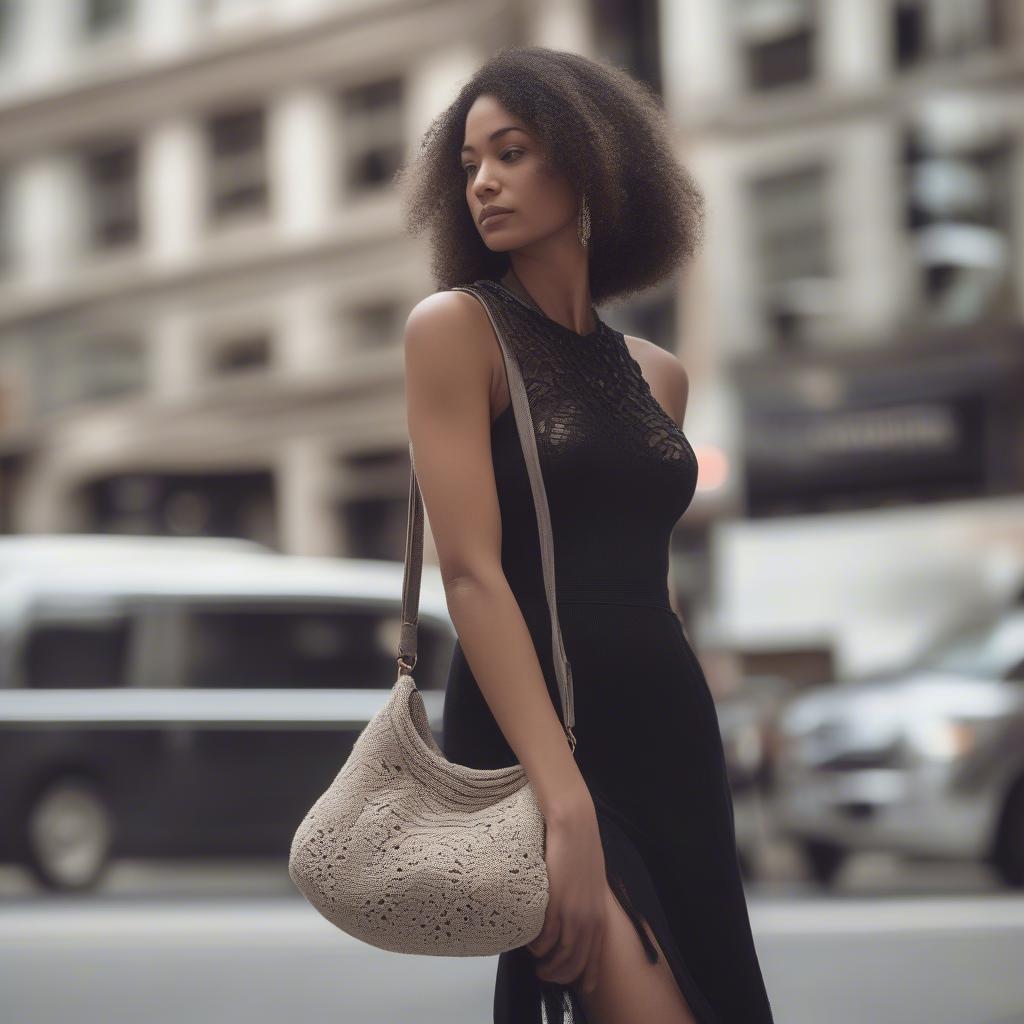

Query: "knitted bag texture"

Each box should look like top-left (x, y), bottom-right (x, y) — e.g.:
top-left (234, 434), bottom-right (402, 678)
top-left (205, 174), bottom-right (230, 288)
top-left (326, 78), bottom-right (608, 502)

top-left (288, 282), bottom-right (578, 956)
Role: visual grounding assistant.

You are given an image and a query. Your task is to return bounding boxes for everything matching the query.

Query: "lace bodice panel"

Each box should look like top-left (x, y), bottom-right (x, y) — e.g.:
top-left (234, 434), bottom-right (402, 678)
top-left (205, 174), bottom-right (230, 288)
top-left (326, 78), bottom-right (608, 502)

top-left (460, 278), bottom-right (699, 604)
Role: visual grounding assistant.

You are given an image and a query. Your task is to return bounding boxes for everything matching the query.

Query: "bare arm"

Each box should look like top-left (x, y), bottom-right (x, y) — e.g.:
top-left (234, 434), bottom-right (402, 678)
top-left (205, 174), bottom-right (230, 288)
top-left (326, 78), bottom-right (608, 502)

top-left (403, 290), bottom-right (590, 825)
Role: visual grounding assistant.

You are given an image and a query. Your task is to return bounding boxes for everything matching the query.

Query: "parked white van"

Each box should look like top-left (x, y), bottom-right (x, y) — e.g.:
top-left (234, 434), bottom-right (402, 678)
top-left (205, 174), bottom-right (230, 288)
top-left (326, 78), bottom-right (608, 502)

top-left (0, 537), bottom-right (454, 891)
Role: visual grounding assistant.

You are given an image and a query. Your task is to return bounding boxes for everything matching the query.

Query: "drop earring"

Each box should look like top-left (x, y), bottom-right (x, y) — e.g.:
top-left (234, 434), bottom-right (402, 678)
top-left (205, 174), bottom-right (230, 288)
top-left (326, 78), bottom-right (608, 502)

top-left (577, 193), bottom-right (591, 250)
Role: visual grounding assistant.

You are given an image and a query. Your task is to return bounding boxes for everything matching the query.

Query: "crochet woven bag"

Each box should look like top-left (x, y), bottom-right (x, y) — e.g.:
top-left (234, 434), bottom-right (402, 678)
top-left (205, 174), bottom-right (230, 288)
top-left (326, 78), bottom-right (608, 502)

top-left (288, 283), bottom-right (578, 956)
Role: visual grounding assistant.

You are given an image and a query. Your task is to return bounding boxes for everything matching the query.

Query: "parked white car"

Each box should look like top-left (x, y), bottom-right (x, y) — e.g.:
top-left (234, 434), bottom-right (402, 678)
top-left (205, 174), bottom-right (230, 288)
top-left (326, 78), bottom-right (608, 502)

top-left (771, 605), bottom-right (1024, 887)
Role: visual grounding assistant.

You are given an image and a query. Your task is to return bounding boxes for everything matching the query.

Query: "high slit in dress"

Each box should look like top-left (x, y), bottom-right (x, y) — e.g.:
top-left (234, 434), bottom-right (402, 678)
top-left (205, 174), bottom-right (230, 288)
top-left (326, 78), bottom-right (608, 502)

top-left (440, 278), bottom-right (776, 1024)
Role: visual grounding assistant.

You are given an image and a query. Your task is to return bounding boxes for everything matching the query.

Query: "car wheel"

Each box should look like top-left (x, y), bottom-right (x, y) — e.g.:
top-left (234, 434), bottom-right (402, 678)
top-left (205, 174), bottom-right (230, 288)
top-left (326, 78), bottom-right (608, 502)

top-left (800, 838), bottom-right (847, 887)
top-left (24, 776), bottom-right (114, 892)
top-left (993, 777), bottom-right (1024, 889)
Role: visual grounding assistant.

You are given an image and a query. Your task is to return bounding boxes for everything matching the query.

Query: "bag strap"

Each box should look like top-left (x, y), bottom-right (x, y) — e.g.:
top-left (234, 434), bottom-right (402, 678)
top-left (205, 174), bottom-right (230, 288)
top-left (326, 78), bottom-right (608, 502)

top-left (397, 283), bottom-right (577, 753)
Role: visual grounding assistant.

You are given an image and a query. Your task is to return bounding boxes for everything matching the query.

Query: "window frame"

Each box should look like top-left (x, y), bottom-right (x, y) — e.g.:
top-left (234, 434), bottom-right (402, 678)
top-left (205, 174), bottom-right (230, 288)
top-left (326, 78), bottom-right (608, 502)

top-left (204, 106), bottom-right (269, 226)
top-left (156, 595), bottom-right (450, 692)
top-left (80, 138), bottom-right (141, 253)
top-left (12, 596), bottom-right (149, 690)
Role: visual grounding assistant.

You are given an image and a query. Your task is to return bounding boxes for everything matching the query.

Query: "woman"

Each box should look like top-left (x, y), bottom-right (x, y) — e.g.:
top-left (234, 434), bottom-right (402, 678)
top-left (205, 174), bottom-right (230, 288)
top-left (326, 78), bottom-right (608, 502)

top-left (398, 46), bottom-right (775, 1024)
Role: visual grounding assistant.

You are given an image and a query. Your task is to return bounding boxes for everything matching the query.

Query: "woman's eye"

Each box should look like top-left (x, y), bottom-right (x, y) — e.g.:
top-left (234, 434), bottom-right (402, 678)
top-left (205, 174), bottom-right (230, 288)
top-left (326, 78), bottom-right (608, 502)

top-left (462, 149), bottom-right (523, 176)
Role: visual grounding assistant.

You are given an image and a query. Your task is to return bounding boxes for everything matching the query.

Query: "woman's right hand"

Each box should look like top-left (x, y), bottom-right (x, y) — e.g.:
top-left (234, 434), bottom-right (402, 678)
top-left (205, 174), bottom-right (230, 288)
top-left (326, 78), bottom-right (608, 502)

top-left (526, 797), bottom-right (609, 996)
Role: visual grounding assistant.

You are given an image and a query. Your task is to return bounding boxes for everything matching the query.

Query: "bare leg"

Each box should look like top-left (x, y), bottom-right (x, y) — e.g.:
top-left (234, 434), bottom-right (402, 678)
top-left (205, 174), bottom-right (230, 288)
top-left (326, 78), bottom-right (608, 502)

top-left (572, 885), bottom-right (697, 1024)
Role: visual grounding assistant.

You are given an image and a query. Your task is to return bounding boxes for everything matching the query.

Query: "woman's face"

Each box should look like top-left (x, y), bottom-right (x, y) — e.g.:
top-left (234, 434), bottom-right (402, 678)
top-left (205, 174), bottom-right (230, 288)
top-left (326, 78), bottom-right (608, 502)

top-left (461, 94), bottom-right (578, 253)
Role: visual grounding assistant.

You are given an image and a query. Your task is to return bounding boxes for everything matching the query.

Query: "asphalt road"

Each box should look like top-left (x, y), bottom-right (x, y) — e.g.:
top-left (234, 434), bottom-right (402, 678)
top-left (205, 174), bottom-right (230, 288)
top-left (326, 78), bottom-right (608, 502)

top-left (1, 859), bottom-right (1023, 1024)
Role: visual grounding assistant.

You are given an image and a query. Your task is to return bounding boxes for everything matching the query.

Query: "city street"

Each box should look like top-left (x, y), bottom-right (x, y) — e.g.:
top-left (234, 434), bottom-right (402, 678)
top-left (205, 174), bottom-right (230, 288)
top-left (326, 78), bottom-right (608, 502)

top-left (2, 857), bottom-right (1023, 1024)
top-left (2, 3), bottom-right (1023, 1024)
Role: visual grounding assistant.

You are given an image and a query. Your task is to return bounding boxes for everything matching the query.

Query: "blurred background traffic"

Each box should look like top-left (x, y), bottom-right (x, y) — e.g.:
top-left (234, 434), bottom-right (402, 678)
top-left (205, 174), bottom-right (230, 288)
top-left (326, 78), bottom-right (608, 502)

top-left (1, 1), bottom-right (1023, 1022)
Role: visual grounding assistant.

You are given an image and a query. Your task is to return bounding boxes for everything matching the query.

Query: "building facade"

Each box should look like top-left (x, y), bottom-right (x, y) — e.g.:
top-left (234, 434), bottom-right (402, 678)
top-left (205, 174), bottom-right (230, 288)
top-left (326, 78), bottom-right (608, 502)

top-left (0, 0), bottom-right (1022, 647)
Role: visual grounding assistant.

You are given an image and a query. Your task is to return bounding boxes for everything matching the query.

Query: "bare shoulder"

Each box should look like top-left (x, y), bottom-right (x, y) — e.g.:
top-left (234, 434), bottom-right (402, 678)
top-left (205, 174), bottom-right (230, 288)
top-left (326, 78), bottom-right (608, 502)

top-left (622, 334), bottom-right (689, 428)
top-left (405, 288), bottom-right (500, 375)
top-left (405, 289), bottom-right (494, 347)
top-left (403, 290), bottom-right (501, 417)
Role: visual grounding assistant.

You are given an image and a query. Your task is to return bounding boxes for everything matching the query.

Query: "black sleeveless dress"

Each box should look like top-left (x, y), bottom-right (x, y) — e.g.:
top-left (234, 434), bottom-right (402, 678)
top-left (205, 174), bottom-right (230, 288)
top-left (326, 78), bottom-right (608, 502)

top-left (440, 278), bottom-right (775, 1024)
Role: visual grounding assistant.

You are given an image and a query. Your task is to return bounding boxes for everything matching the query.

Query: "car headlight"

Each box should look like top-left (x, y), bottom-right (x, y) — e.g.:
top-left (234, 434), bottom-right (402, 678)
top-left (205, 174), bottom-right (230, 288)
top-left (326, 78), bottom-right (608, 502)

top-left (905, 717), bottom-right (979, 761)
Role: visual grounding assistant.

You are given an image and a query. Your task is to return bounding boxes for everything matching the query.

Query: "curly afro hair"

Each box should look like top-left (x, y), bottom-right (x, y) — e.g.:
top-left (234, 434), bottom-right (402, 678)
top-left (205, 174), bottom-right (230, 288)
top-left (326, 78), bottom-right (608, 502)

top-left (395, 45), bottom-right (706, 307)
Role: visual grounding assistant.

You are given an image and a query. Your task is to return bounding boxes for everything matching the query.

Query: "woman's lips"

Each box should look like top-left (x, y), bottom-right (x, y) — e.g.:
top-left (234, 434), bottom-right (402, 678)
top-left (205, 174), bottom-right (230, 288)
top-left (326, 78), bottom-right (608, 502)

top-left (481, 211), bottom-right (512, 227)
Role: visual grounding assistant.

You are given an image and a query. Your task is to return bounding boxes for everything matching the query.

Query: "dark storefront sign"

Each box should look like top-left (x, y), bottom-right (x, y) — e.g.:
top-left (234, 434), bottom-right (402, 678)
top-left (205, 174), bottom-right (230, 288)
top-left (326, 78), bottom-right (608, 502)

top-left (735, 324), bottom-right (1024, 517)
top-left (84, 471), bottom-right (276, 540)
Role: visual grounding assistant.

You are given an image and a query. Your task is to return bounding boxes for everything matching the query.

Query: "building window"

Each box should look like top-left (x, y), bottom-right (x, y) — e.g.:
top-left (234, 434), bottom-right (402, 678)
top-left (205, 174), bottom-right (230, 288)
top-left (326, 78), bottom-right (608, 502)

top-left (83, 334), bottom-right (147, 399)
top-left (205, 107), bottom-right (268, 224)
top-left (591, 0), bottom-right (664, 100)
top-left (83, 0), bottom-right (133, 37)
top-left (337, 446), bottom-right (412, 561)
top-left (343, 300), bottom-right (404, 350)
top-left (893, 1), bottom-right (1008, 69)
top-left (734, 0), bottom-right (817, 91)
top-left (208, 329), bottom-right (271, 375)
top-left (749, 162), bottom-right (834, 348)
top-left (338, 77), bottom-right (406, 198)
top-left (35, 330), bottom-right (147, 413)
top-left (82, 140), bottom-right (139, 250)
top-left (904, 120), bottom-right (1016, 324)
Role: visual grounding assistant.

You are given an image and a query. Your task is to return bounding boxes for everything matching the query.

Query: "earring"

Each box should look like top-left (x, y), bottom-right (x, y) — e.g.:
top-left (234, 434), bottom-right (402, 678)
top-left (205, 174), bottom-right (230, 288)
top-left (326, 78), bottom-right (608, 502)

top-left (577, 193), bottom-right (591, 249)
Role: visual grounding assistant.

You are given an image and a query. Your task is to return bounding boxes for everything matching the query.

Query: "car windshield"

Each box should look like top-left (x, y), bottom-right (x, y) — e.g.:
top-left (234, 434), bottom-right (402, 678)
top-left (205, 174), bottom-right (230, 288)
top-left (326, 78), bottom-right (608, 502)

top-left (922, 617), bottom-right (1024, 680)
